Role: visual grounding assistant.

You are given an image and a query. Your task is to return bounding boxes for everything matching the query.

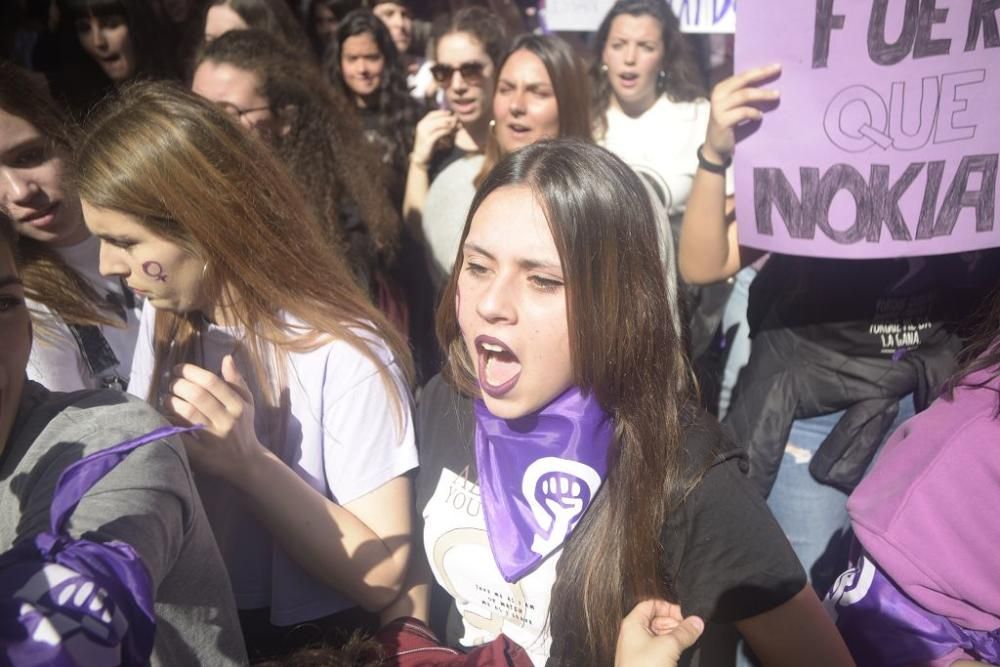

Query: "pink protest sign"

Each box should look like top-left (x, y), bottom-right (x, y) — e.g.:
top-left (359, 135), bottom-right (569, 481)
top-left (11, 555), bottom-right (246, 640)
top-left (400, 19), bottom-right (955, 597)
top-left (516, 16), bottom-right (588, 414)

top-left (734, 0), bottom-right (1000, 259)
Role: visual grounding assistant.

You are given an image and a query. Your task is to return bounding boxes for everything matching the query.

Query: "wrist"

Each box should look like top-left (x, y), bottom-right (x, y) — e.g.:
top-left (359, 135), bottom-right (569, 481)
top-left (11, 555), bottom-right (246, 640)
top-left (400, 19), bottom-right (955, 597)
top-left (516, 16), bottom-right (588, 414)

top-left (409, 151), bottom-right (430, 170)
top-left (231, 443), bottom-right (277, 492)
top-left (697, 144), bottom-right (731, 175)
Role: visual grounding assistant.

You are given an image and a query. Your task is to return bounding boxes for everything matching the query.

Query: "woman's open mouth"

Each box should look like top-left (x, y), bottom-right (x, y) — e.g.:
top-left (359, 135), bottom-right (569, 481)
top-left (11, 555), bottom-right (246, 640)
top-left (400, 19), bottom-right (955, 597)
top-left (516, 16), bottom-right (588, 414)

top-left (618, 72), bottom-right (639, 89)
top-left (475, 334), bottom-right (522, 398)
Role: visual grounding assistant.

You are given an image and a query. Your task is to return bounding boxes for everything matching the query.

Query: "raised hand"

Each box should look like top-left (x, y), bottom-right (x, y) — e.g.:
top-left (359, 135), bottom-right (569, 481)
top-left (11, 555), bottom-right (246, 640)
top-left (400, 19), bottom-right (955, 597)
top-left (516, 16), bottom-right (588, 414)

top-left (704, 64), bottom-right (781, 164)
top-left (165, 354), bottom-right (265, 480)
top-left (411, 109), bottom-right (459, 169)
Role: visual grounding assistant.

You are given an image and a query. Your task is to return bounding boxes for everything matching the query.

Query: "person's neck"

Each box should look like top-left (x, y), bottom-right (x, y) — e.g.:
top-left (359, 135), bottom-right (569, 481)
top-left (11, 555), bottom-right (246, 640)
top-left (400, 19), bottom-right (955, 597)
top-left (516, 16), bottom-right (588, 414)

top-left (200, 284), bottom-right (241, 328)
top-left (612, 91), bottom-right (658, 119)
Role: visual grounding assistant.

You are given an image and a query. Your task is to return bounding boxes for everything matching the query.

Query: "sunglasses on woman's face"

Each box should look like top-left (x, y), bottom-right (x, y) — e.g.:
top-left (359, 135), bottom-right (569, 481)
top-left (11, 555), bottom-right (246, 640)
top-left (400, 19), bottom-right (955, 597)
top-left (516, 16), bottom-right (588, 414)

top-left (430, 61), bottom-right (486, 85)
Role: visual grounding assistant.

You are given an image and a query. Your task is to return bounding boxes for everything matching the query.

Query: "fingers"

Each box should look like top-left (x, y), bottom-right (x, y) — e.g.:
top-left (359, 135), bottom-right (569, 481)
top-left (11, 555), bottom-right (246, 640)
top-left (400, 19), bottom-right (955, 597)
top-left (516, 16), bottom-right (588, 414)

top-left (715, 63), bottom-right (781, 99)
top-left (664, 616), bottom-right (705, 651)
top-left (170, 361), bottom-right (247, 424)
top-left (164, 393), bottom-right (210, 429)
top-left (418, 110), bottom-right (457, 135)
top-left (220, 355), bottom-right (253, 404)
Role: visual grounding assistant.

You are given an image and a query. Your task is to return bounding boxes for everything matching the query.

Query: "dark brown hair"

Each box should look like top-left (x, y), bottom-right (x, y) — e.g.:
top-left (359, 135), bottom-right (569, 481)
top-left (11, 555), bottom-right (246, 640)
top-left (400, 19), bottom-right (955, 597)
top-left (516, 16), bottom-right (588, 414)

top-left (0, 62), bottom-right (117, 330)
top-left (326, 9), bottom-right (421, 172)
top-left (943, 284), bottom-right (1000, 410)
top-left (432, 6), bottom-right (508, 69)
top-left (74, 81), bottom-right (412, 410)
top-left (195, 29), bottom-right (401, 264)
top-left (207, 0), bottom-right (310, 53)
top-left (590, 0), bottom-right (706, 138)
top-left (438, 138), bottom-right (695, 665)
top-left (59, 0), bottom-right (182, 80)
top-left (475, 34), bottom-right (591, 187)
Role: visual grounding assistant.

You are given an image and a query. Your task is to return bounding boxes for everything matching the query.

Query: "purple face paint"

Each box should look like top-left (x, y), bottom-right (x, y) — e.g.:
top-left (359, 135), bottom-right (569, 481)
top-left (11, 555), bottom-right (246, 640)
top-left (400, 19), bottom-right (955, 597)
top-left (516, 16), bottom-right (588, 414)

top-left (142, 261), bottom-right (167, 283)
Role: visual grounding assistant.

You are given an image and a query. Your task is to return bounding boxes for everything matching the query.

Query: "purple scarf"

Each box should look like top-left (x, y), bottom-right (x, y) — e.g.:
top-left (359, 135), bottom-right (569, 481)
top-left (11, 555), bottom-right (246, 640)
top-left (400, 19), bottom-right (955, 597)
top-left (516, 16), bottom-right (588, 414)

top-left (827, 553), bottom-right (1000, 666)
top-left (0, 424), bottom-right (200, 666)
top-left (474, 386), bottom-right (613, 583)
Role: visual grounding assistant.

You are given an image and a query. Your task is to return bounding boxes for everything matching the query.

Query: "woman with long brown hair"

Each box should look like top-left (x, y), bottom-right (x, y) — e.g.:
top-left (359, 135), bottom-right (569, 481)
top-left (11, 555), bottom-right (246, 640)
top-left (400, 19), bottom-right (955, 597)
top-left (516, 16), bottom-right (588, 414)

top-left (420, 33), bottom-right (590, 276)
top-left (590, 0), bottom-right (711, 218)
top-left (389, 139), bottom-right (852, 666)
top-left (0, 62), bottom-right (141, 392)
top-left (74, 81), bottom-right (418, 661)
top-left (327, 9), bottom-right (422, 207)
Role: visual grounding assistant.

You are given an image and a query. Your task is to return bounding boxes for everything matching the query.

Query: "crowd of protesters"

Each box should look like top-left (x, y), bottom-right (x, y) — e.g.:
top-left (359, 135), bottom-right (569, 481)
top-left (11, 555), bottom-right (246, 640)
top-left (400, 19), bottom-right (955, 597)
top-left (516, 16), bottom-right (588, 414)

top-left (0, 0), bottom-right (997, 665)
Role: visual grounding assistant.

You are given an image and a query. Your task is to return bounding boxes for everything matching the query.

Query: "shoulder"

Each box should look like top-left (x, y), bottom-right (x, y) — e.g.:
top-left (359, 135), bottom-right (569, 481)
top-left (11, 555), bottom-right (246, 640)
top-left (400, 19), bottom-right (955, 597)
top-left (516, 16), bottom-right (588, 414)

top-left (5, 385), bottom-right (194, 540)
top-left (677, 406), bottom-right (745, 481)
top-left (415, 375), bottom-right (477, 505)
top-left (849, 374), bottom-right (1000, 547)
top-left (10, 385), bottom-right (187, 481)
top-left (661, 407), bottom-right (806, 622)
top-left (287, 322), bottom-right (408, 405)
top-left (432, 154), bottom-right (486, 186)
top-left (13, 383), bottom-right (171, 453)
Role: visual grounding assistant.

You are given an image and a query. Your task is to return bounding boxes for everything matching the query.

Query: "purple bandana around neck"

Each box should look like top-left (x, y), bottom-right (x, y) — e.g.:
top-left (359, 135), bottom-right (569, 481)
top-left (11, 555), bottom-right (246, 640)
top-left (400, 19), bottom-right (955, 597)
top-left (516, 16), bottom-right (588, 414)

top-left (473, 386), bottom-right (613, 583)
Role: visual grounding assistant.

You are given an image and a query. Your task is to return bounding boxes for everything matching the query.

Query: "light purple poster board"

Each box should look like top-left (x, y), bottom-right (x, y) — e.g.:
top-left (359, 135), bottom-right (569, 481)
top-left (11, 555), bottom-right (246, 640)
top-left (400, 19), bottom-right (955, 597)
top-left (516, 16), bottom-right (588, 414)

top-left (734, 0), bottom-right (1000, 259)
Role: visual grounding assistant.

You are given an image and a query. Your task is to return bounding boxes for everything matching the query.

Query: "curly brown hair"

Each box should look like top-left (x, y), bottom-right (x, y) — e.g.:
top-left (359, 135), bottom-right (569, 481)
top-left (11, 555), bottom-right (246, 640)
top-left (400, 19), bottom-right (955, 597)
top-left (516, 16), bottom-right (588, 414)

top-left (195, 30), bottom-right (402, 267)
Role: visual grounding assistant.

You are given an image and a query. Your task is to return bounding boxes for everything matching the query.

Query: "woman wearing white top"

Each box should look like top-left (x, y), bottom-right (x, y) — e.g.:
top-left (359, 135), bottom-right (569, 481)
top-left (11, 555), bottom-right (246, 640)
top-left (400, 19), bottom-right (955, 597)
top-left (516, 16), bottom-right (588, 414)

top-left (0, 63), bottom-right (141, 392)
top-left (591, 0), bottom-right (721, 218)
top-left (74, 82), bottom-right (418, 661)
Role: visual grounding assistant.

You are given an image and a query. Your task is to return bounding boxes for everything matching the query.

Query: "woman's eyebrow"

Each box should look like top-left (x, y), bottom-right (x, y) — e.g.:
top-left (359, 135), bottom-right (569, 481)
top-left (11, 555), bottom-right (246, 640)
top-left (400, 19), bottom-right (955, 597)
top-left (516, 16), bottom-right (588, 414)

top-left (0, 275), bottom-right (24, 289)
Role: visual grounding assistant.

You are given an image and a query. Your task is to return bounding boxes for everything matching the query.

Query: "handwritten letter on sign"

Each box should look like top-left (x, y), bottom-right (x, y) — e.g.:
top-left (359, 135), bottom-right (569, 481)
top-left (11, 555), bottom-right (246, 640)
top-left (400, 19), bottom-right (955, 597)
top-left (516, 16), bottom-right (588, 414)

top-left (734, 0), bottom-right (1000, 259)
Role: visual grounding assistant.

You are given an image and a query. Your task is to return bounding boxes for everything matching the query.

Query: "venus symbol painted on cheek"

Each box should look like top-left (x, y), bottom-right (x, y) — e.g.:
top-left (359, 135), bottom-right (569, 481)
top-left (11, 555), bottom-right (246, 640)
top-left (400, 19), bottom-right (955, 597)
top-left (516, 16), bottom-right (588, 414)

top-left (142, 260), bottom-right (168, 282)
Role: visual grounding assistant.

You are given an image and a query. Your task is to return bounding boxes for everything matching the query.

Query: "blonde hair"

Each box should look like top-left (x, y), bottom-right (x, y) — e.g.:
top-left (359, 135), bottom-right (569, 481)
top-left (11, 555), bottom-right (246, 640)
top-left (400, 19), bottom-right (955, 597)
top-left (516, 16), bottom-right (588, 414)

top-left (74, 81), bottom-right (413, 413)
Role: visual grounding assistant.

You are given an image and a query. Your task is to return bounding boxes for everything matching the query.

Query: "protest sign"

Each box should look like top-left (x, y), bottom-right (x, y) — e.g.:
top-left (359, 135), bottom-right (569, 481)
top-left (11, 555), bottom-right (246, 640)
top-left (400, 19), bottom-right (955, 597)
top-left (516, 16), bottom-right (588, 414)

top-left (734, 0), bottom-right (1000, 259)
top-left (543, 0), bottom-right (735, 33)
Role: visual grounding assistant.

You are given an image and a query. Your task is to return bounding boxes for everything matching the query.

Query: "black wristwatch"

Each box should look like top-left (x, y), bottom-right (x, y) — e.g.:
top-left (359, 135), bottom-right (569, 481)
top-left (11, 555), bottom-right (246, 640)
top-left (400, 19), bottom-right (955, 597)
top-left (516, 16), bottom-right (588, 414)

top-left (697, 144), bottom-right (731, 175)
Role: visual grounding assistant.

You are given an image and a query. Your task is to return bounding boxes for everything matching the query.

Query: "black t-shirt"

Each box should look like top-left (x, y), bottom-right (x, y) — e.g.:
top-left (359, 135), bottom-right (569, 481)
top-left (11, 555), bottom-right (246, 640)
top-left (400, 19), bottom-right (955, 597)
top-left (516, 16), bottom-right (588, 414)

top-left (414, 375), bottom-right (805, 666)
top-left (748, 251), bottom-right (1000, 359)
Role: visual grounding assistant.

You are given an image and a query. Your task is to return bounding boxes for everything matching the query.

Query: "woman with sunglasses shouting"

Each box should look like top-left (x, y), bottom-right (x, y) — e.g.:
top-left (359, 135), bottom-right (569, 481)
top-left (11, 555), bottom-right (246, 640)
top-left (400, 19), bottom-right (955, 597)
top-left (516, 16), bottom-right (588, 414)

top-left (402, 8), bottom-right (507, 272)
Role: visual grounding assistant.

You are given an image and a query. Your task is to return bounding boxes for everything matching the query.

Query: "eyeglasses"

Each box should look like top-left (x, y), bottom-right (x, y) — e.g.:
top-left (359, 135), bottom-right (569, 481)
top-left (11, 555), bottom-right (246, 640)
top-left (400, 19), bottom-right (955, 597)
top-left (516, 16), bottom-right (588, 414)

top-left (430, 62), bottom-right (487, 85)
top-left (215, 101), bottom-right (272, 119)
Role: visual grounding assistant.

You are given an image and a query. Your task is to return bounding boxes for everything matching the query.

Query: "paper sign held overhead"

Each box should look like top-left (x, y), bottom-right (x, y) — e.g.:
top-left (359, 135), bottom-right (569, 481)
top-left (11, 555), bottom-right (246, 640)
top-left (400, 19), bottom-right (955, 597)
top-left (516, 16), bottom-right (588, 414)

top-left (734, 0), bottom-right (1000, 259)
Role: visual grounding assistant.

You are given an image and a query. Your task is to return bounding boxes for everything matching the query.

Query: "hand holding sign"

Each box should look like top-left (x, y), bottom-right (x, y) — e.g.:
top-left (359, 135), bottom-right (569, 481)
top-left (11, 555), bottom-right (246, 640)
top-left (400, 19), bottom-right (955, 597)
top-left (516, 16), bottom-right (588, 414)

top-left (734, 0), bottom-right (1000, 259)
top-left (705, 64), bottom-right (781, 164)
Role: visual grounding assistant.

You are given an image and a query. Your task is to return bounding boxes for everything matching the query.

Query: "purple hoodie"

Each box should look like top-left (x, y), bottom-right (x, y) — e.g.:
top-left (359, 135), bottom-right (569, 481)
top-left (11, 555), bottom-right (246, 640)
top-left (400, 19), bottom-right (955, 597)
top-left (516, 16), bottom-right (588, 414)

top-left (848, 365), bottom-right (1000, 633)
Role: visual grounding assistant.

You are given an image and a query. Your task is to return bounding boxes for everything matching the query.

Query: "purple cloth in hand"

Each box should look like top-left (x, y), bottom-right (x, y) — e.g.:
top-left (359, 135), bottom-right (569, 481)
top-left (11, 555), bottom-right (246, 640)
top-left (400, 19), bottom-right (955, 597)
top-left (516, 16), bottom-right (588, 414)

top-left (0, 424), bottom-right (200, 666)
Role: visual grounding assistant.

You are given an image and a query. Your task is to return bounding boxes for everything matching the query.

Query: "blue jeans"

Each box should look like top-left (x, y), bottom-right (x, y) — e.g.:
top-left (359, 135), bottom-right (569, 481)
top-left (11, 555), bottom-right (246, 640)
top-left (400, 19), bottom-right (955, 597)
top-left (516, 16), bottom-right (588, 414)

top-left (718, 266), bottom-right (757, 418)
top-left (767, 397), bottom-right (916, 596)
top-left (736, 398), bottom-right (916, 667)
